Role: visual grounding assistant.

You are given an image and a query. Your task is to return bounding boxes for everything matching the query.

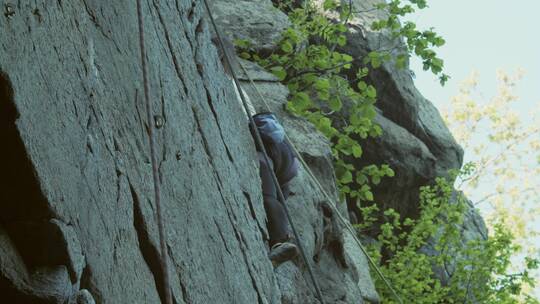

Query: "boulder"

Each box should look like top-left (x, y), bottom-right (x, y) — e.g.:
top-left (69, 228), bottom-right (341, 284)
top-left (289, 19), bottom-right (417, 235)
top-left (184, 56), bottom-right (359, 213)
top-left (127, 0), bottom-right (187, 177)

top-left (339, 0), bottom-right (464, 177)
top-left (357, 110), bottom-right (437, 216)
top-left (211, 0), bottom-right (290, 53)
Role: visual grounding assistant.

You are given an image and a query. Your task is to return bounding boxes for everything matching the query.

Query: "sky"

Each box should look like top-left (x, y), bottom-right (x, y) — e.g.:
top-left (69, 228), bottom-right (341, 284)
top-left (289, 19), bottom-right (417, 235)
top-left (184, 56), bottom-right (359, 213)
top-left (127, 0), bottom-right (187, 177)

top-left (404, 0), bottom-right (540, 297)
top-left (406, 0), bottom-right (540, 113)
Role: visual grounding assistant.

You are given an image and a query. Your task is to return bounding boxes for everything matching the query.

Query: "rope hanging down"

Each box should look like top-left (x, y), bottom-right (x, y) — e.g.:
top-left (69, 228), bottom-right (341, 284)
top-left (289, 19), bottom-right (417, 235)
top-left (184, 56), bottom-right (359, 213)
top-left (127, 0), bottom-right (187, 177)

top-left (202, 1), bottom-right (327, 303)
top-left (237, 62), bottom-right (405, 304)
top-left (136, 1), bottom-right (173, 304)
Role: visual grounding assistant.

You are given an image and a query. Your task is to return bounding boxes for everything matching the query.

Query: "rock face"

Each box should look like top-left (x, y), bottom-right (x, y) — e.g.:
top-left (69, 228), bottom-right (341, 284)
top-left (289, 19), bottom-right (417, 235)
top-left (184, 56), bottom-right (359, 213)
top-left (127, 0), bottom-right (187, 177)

top-left (0, 0), bottom-right (486, 304)
top-left (0, 0), bottom-right (376, 303)
top-left (0, 0), bottom-right (277, 303)
top-left (211, 0), bottom-right (290, 53)
top-left (336, 0), bottom-right (464, 217)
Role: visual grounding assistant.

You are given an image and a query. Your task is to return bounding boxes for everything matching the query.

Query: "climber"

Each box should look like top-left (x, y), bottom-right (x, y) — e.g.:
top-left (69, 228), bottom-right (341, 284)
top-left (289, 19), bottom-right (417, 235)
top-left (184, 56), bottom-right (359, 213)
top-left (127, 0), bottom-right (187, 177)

top-left (213, 36), bottom-right (300, 266)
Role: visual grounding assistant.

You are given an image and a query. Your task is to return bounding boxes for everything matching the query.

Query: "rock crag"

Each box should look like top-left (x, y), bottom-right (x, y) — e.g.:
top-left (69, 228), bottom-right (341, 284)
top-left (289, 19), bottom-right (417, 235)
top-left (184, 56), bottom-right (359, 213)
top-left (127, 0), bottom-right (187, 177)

top-left (0, 0), bottom-right (486, 303)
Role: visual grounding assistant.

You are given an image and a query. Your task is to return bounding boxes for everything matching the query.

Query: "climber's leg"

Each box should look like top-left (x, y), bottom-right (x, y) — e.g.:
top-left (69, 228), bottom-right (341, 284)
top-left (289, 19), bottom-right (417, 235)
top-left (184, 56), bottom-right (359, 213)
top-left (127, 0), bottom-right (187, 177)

top-left (259, 152), bottom-right (298, 266)
top-left (258, 153), bottom-right (299, 265)
top-left (259, 153), bottom-right (290, 245)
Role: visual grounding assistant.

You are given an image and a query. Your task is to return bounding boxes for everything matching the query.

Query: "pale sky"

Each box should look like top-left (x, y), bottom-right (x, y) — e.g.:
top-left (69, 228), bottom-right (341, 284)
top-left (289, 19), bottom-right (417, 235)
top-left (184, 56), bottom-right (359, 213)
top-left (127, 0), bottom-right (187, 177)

top-left (407, 0), bottom-right (540, 112)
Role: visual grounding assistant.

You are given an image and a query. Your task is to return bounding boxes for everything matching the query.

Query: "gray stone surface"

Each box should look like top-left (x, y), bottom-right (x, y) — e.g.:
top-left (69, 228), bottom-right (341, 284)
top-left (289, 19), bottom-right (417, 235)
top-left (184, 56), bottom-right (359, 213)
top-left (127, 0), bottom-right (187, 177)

top-left (335, 0), bottom-right (463, 213)
top-left (73, 289), bottom-right (96, 304)
top-left (1, 0), bottom-right (277, 303)
top-left (354, 110), bottom-right (438, 216)
top-left (0, 225), bottom-right (73, 304)
top-left (343, 232), bottom-right (380, 304)
top-left (49, 219), bottom-right (86, 283)
top-left (211, 0), bottom-right (290, 53)
top-left (0, 0), bottom-right (490, 303)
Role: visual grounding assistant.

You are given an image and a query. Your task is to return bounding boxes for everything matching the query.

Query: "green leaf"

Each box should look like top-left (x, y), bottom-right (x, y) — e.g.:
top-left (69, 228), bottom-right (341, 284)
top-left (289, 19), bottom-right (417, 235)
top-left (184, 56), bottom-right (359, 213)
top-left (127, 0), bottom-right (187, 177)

top-left (357, 67), bottom-right (369, 79)
top-left (337, 35), bottom-right (347, 47)
top-left (336, 24), bottom-right (347, 33)
top-left (356, 174), bottom-right (368, 185)
top-left (281, 41), bottom-right (293, 53)
top-left (291, 92), bottom-right (311, 111)
top-left (357, 81), bottom-right (367, 91)
top-left (416, 0), bottom-right (427, 9)
top-left (352, 145), bottom-right (362, 158)
top-left (395, 54), bottom-right (407, 69)
top-left (234, 38), bottom-right (251, 48)
top-left (329, 97), bottom-right (342, 112)
top-left (314, 78), bottom-right (330, 91)
top-left (341, 170), bottom-right (353, 184)
top-left (431, 57), bottom-right (444, 73)
top-left (303, 73), bottom-right (318, 84)
top-left (323, 0), bottom-right (338, 10)
top-left (433, 37), bottom-right (445, 47)
top-left (318, 117), bottom-right (337, 138)
top-left (439, 74), bottom-right (450, 86)
top-left (318, 90), bottom-right (330, 101)
top-left (270, 66), bottom-right (287, 81)
top-left (239, 52), bottom-right (251, 60)
top-left (285, 101), bottom-right (297, 113)
top-left (366, 86), bottom-right (377, 99)
top-left (287, 82), bottom-right (299, 92)
top-left (364, 191), bottom-right (374, 201)
top-left (363, 106), bottom-right (377, 120)
top-left (369, 125), bottom-right (382, 137)
top-left (371, 57), bottom-right (381, 68)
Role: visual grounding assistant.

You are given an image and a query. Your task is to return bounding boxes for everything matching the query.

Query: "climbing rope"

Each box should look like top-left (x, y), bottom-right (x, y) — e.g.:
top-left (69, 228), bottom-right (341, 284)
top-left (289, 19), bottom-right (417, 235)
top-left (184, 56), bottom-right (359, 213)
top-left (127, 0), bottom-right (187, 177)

top-left (236, 61), bottom-right (405, 304)
top-left (136, 1), bottom-right (172, 304)
top-left (202, 1), bottom-right (327, 303)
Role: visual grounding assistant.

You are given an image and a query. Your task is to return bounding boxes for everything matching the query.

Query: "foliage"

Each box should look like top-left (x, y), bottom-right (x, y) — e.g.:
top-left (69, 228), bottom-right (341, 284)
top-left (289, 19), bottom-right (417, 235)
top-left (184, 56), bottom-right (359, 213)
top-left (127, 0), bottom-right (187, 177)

top-left (370, 0), bottom-right (449, 84)
top-left (444, 70), bottom-right (540, 249)
top-left (367, 173), bottom-right (539, 303)
top-left (443, 69), bottom-right (540, 300)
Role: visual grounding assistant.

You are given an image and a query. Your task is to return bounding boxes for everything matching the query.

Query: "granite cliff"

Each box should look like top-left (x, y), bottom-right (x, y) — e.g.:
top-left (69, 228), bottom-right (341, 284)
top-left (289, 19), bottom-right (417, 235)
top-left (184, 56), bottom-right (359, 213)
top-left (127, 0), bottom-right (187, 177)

top-left (0, 0), bottom-right (486, 303)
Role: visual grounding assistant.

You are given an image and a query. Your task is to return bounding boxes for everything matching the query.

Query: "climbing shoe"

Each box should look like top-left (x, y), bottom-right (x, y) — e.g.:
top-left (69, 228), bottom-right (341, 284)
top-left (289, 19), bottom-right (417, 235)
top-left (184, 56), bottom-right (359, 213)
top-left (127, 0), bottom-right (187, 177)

top-left (269, 241), bottom-right (299, 266)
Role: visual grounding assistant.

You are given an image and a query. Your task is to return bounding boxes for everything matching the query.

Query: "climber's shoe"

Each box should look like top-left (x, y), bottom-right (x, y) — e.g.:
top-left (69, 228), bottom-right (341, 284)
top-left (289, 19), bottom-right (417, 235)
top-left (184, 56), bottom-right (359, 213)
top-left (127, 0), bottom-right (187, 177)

top-left (269, 241), bottom-right (299, 267)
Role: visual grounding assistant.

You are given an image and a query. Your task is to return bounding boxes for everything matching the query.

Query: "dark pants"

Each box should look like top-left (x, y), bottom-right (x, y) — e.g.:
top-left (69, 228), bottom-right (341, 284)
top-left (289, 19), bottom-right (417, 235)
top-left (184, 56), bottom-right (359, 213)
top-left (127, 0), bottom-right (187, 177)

top-left (258, 153), bottom-right (290, 246)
